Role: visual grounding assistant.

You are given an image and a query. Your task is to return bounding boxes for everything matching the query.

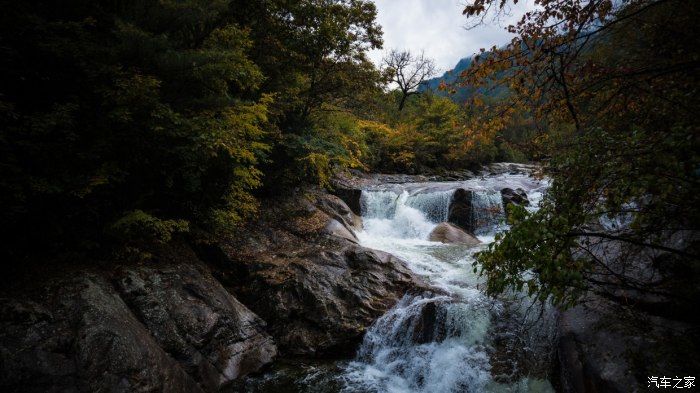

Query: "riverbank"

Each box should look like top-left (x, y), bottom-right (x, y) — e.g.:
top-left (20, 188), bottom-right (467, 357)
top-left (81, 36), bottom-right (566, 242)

top-left (0, 185), bottom-right (427, 392)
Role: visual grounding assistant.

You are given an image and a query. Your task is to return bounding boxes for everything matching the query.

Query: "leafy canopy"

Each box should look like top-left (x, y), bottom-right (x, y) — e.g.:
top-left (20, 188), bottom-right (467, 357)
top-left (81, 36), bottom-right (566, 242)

top-left (463, 0), bottom-right (700, 306)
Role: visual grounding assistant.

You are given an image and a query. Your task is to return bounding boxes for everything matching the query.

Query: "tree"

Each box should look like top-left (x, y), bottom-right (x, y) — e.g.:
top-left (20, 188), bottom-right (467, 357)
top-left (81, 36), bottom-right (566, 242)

top-left (383, 50), bottom-right (437, 111)
top-left (0, 0), bottom-right (272, 263)
top-left (229, 0), bottom-right (385, 188)
top-left (461, 0), bottom-right (700, 307)
top-left (231, 0), bottom-right (383, 129)
top-left (0, 0), bottom-right (388, 265)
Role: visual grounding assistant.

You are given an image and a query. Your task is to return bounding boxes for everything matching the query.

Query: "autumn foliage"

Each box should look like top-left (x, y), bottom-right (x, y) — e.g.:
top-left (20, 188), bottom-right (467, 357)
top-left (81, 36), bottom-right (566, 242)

top-left (462, 0), bottom-right (700, 306)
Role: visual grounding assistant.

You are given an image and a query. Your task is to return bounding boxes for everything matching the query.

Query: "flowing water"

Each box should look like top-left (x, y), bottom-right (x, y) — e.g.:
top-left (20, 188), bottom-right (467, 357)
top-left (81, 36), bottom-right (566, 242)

top-left (239, 171), bottom-right (556, 393)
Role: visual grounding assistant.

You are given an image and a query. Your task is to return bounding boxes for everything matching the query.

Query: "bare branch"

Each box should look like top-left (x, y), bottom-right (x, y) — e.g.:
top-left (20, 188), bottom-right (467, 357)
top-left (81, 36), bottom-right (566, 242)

top-left (382, 49), bottom-right (437, 110)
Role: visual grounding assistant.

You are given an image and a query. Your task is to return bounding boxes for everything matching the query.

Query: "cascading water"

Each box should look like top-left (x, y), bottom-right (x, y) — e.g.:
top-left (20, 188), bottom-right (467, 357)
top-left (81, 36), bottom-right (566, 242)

top-left (237, 171), bottom-right (554, 393)
top-left (471, 191), bottom-right (506, 236)
top-left (359, 189), bottom-right (454, 240)
top-left (404, 190), bottom-right (453, 223)
top-left (342, 173), bottom-right (555, 393)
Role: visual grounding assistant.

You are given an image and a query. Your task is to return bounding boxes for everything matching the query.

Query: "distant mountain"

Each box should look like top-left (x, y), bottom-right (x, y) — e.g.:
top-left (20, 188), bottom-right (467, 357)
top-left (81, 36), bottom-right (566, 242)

top-left (420, 55), bottom-right (508, 103)
top-left (422, 57), bottom-right (474, 91)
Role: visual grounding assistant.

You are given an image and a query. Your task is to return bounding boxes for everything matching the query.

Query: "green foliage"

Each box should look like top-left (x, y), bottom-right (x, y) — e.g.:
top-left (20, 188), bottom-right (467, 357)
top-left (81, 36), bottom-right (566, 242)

top-left (283, 110), bottom-right (368, 187)
top-left (227, 0), bottom-right (384, 189)
top-left (472, 0), bottom-right (700, 305)
top-left (356, 92), bottom-right (529, 173)
top-left (110, 210), bottom-right (189, 244)
top-left (0, 0), bottom-right (389, 264)
top-left (0, 0), bottom-right (271, 261)
top-left (476, 202), bottom-right (587, 307)
top-left (0, 0), bottom-right (548, 269)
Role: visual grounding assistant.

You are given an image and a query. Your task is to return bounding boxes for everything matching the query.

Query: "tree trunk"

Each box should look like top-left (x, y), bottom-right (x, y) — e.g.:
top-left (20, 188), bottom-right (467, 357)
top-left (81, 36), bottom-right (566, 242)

top-left (398, 93), bottom-right (408, 111)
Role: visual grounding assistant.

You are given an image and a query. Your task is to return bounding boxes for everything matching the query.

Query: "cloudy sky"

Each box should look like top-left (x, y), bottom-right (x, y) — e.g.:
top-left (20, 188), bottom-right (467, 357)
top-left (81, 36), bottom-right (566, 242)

top-left (368, 0), bottom-right (533, 72)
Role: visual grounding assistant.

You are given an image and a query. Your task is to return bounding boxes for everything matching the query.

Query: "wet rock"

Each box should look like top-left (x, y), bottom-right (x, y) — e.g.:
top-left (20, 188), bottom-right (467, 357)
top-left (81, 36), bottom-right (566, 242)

top-left (0, 273), bottom-right (202, 393)
top-left (323, 218), bottom-right (359, 243)
top-left (412, 301), bottom-right (445, 344)
top-left (447, 188), bottom-right (475, 233)
top-left (331, 188), bottom-right (363, 216)
top-left (210, 190), bottom-right (428, 357)
top-left (481, 162), bottom-right (538, 176)
top-left (0, 255), bottom-right (276, 392)
top-left (315, 193), bottom-right (362, 231)
top-left (115, 259), bottom-right (277, 390)
top-left (330, 172), bottom-right (365, 215)
top-left (501, 187), bottom-right (530, 208)
top-left (429, 222), bottom-right (481, 245)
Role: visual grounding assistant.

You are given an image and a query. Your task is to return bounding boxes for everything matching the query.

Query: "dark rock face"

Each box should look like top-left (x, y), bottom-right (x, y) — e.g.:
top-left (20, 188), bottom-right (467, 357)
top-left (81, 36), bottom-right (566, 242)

top-left (115, 260), bottom-right (276, 390)
top-left (331, 188), bottom-right (363, 216)
top-left (0, 273), bottom-right (203, 393)
top-left (210, 190), bottom-right (427, 356)
top-left (501, 187), bottom-right (530, 209)
top-left (447, 188), bottom-right (475, 233)
top-left (216, 239), bottom-right (425, 357)
top-left (557, 242), bottom-right (700, 392)
top-left (428, 222), bottom-right (481, 245)
top-left (316, 193), bottom-right (362, 232)
top-left (0, 256), bottom-right (276, 393)
top-left (557, 298), bottom-right (656, 393)
top-left (0, 187), bottom-right (428, 390)
top-left (412, 300), bottom-right (444, 344)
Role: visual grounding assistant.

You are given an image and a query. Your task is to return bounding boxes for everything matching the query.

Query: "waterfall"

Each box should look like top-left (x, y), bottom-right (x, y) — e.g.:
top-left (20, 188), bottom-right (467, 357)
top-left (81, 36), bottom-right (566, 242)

top-left (359, 189), bottom-right (454, 240)
top-left (470, 191), bottom-right (506, 236)
top-left (238, 172), bottom-right (555, 392)
top-left (360, 189), bottom-right (454, 222)
top-left (405, 190), bottom-right (453, 223)
top-left (361, 190), bottom-right (400, 219)
top-left (343, 175), bottom-right (555, 393)
top-left (359, 187), bottom-right (507, 239)
top-left (344, 295), bottom-right (494, 393)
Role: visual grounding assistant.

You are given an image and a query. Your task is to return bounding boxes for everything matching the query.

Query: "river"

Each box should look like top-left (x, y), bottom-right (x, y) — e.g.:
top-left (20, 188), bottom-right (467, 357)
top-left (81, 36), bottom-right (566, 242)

top-left (239, 171), bottom-right (556, 393)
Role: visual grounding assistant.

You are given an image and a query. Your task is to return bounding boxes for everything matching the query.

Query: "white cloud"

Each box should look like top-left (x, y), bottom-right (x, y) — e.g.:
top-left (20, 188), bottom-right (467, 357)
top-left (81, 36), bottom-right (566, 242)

top-left (368, 0), bottom-right (534, 72)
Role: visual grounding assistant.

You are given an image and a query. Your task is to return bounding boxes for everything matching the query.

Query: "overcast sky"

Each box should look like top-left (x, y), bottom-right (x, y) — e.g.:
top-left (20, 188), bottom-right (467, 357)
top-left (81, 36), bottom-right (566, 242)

top-left (368, 0), bottom-right (533, 72)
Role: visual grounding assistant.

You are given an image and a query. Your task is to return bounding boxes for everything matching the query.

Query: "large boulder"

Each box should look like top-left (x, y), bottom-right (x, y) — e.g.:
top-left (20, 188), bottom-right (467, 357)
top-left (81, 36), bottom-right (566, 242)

top-left (557, 237), bottom-right (700, 392)
top-left (212, 239), bottom-right (425, 357)
top-left (315, 193), bottom-right (362, 231)
top-left (115, 255), bottom-right (276, 390)
top-left (556, 294), bottom-right (699, 393)
top-left (206, 190), bottom-right (428, 356)
top-left (0, 273), bottom-right (203, 393)
top-left (323, 218), bottom-right (359, 243)
top-left (0, 253), bottom-right (276, 393)
top-left (329, 172), bottom-right (365, 216)
top-left (557, 300), bottom-right (636, 393)
top-left (428, 222), bottom-right (481, 245)
top-left (447, 188), bottom-right (475, 233)
top-left (411, 299), bottom-right (447, 344)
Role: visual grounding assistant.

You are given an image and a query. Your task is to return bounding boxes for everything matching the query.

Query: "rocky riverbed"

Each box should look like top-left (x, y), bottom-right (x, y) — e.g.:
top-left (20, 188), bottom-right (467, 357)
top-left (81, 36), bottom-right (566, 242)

top-left (2, 163), bottom-right (695, 392)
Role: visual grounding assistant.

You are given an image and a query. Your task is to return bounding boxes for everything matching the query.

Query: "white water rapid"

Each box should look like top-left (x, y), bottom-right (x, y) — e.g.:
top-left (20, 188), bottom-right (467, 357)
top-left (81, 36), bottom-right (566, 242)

top-left (340, 172), bottom-right (555, 393)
